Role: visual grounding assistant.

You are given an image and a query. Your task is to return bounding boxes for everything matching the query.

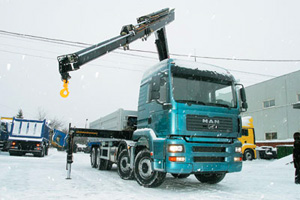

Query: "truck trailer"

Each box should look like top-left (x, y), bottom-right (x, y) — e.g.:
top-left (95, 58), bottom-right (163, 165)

top-left (59, 8), bottom-right (248, 187)
top-left (8, 118), bottom-right (50, 157)
top-left (89, 109), bottom-right (137, 131)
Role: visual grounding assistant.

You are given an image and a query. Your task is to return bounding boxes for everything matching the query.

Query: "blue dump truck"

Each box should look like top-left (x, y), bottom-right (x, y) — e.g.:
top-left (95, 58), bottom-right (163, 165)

top-left (52, 129), bottom-right (68, 151)
top-left (0, 117), bottom-right (12, 151)
top-left (8, 118), bottom-right (50, 157)
top-left (59, 9), bottom-right (248, 187)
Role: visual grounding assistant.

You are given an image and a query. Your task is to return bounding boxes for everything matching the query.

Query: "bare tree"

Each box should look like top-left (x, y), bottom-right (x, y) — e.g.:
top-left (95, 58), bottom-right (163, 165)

top-left (36, 108), bottom-right (66, 130)
top-left (37, 108), bottom-right (47, 120)
top-left (48, 118), bottom-right (65, 130)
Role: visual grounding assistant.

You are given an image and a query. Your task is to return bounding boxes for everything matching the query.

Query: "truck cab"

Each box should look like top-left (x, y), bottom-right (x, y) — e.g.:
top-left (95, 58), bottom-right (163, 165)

top-left (132, 59), bottom-right (247, 185)
top-left (240, 116), bottom-right (257, 160)
top-left (0, 117), bottom-right (12, 151)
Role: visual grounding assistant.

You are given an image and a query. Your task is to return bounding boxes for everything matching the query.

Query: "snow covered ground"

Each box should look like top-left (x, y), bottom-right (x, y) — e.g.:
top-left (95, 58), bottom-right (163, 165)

top-left (0, 148), bottom-right (298, 200)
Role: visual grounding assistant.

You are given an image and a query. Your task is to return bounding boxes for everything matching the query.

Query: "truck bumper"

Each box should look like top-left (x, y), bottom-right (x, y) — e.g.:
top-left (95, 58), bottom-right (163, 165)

top-left (9, 148), bottom-right (43, 153)
top-left (8, 141), bottom-right (45, 154)
top-left (153, 137), bottom-right (242, 174)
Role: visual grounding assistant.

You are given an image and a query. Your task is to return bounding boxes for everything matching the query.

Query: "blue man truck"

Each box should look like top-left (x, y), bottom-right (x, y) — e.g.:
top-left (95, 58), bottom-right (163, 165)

top-left (0, 117), bottom-right (12, 151)
top-left (8, 118), bottom-right (50, 157)
top-left (58, 8), bottom-right (248, 187)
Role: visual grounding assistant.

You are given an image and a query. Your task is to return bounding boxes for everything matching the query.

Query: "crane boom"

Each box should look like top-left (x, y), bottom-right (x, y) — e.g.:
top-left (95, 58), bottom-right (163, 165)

top-left (58, 8), bottom-right (174, 82)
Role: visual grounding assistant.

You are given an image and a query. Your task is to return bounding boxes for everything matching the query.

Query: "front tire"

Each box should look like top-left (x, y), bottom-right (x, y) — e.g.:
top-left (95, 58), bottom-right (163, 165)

top-left (195, 173), bottom-right (226, 184)
top-left (134, 149), bottom-right (166, 188)
top-left (117, 149), bottom-right (134, 180)
top-left (244, 149), bottom-right (254, 161)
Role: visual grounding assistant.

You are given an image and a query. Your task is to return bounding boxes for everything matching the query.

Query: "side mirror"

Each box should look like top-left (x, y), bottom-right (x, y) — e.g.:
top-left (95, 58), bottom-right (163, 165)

top-left (239, 87), bottom-right (248, 111)
top-left (240, 87), bottom-right (246, 102)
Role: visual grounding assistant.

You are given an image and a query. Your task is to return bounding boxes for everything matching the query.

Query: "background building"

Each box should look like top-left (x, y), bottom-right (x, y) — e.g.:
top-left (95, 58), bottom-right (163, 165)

top-left (243, 70), bottom-right (300, 144)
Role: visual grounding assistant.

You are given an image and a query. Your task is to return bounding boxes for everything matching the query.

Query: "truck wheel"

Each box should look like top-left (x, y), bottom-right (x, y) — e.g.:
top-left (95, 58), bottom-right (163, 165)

top-left (96, 148), bottom-right (108, 170)
top-left (244, 149), bottom-right (254, 161)
top-left (38, 145), bottom-right (45, 157)
top-left (117, 149), bottom-right (134, 180)
top-left (134, 149), bottom-right (166, 187)
top-left (9, 151), bottom-right (19, 156)
top-left (45, 146), bottom-right (49, 156)
top-left (171, 173), bottom-right (190, 179)
top-left (106, 161), bottom-right (113, 170)
top-left (90, 147), bottom-right (98, 168)
top-left (195, 173), bottom-right (226, 184)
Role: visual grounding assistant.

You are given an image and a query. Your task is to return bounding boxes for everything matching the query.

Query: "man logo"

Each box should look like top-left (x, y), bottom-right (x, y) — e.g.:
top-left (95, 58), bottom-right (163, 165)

top-left (202, 119), bottom-right (220, 124)
top-left (202, 118), bottom-right (220, 129)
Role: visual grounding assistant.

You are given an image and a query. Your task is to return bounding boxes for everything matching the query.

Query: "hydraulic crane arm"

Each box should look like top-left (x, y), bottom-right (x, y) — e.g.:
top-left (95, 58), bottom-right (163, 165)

top-left (58, 8), bottom-right (174, 82)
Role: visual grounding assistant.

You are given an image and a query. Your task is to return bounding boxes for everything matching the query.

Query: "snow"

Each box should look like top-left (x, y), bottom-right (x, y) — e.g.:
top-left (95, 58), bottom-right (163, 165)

top-left (0, 149), bottom-right (299, 200)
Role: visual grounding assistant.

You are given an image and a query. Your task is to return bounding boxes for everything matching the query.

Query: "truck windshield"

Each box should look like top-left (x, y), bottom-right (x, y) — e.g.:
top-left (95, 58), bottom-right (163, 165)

top-left (172, 75), bottom-right (237, 108)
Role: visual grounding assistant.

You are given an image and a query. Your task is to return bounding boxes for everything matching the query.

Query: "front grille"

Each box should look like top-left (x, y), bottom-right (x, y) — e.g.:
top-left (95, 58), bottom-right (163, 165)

top-left (194, 157), bottom-right (225, 163)
top-left (186, 115), bottom-right (233, 133)
top-left (192, 146), bottom-right (226, 153)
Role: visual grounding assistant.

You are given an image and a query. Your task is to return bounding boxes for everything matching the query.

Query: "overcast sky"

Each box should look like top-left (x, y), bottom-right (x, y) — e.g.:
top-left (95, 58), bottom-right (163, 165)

top-left (0, 0), bottom-right (299, 128)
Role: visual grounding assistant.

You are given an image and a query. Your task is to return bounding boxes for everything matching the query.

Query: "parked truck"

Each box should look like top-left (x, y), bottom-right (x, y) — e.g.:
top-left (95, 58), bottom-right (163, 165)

top-left (52, 129), bottom-right (68, 151)
top-left (59, 8), bottom-right (248, 187)
top-left (8, 118), bottom-right (50, 157)
top-left (240, 116), bottom-right (257, 160)
top-left (0, 117), bottom-right (12, 151)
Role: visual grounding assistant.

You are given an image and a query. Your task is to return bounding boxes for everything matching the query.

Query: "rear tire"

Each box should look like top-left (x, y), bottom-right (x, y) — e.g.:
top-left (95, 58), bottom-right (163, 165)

top-left (39, 145), bottom-right (45, 157)
top-left (106, 161), bottom-right (113, 170)
top-left (96, 147), bottom-right (108, 170)
top-left (45, 146), bottom-right (49, 156)
top-left (117, 149), bottom-right (134, 180)
top-left (9, 151), bottom-right (20, 156)
top-left (195, 173), bottom-right (226, 184)
top-left (171, 173), bottom-right (190, 179)
top-left (90, 147), bottom-right (98, 168)
top-left (134, 149), bottom-right (166, 187)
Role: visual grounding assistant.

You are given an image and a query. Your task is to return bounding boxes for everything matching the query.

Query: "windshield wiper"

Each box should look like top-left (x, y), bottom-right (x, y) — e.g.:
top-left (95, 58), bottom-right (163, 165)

top-left (176, 100), bottom-right (206, 106)
top-left (207, 103), bottom-right (231, 108)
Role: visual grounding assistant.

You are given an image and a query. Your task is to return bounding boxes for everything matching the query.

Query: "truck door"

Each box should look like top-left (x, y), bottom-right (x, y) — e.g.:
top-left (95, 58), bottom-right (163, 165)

top-left (147, 73), bottom-right (171, 136)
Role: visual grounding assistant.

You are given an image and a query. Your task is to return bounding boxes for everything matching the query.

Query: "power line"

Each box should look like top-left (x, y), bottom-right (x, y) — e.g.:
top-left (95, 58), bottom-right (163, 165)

top-left (0, 49), bottom-right (144, 72)
top-left (0, 48), bottom-right (275, 78)
top-left (1, 29), bottom-right (300, 63)
top-left (0, 29), bottom-right (293, 78)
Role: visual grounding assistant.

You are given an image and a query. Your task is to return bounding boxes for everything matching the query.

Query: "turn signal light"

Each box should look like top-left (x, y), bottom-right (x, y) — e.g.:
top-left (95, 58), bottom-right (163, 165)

top-left (234, 157), bottom-right (242, 162)
top-left (169, 156), bottom-right (185, 162)
top-left (12, 142), bottom-right (16, 146)
top-left (36, 143), bottom-right (41, 147)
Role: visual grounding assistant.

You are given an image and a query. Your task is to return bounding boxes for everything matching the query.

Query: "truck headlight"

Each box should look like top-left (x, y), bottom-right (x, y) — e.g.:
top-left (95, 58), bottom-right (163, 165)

top-left (168, 144), bottom-right (184, 153)
top-left (235, 147), bottom-right (242, 153)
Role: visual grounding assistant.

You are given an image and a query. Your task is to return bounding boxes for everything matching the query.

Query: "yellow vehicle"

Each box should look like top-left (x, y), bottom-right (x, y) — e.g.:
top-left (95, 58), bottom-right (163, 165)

top-left (239, 116), bottom-right (257, 160)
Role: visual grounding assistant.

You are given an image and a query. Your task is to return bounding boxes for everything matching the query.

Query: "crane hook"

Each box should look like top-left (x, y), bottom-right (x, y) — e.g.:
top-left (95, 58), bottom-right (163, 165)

top-left (60, 80), bottom-right (70, 98)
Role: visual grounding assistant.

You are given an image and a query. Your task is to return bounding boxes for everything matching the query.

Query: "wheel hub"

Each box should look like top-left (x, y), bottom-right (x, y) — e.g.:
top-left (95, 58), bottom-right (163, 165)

top-left (138, 158), bottom-right (152, 179)
top-left (120, 157), bottom-right (129, 172)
